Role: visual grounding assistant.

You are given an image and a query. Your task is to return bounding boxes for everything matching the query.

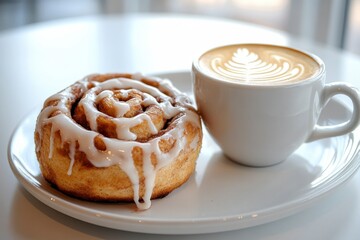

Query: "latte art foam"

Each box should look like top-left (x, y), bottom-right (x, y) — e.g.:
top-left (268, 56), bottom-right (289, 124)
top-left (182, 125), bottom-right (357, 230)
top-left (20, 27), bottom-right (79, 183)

top-left (199, 44), bottom-right (320, 85)
top-left (211, 48), bottom-right (305, 83)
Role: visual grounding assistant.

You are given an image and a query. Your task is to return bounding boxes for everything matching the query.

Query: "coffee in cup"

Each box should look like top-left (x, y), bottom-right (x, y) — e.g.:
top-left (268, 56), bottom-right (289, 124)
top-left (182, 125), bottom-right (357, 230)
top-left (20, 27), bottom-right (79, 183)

top-left (197, 44), bottom-right (319, 85)
top-left (192, 43), bottom-right (360, 167)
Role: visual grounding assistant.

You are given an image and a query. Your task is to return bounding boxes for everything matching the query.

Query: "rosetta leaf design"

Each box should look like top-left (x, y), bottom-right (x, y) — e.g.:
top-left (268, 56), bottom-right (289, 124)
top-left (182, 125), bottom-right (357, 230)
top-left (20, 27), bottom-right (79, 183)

top-left (210, 48), bottom-right (305, 84)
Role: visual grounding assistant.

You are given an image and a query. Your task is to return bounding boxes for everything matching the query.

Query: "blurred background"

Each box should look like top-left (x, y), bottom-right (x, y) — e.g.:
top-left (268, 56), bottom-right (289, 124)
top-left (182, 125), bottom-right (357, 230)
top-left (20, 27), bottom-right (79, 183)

top-left (0, 0), bottom-right (359, 55)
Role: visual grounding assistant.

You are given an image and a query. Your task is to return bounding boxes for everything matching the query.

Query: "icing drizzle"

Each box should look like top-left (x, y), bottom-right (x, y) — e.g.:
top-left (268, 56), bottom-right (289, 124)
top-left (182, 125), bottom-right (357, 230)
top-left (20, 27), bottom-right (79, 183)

top-left (35, 73), bottom-right (201, 210)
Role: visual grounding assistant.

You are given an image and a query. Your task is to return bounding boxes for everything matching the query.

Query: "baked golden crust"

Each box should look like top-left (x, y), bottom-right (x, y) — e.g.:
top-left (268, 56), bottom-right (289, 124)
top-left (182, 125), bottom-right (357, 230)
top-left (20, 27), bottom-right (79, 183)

top-left (36, 122), bottom-right (201, 202)
top-left (34, 73), bottom-right (202, 208)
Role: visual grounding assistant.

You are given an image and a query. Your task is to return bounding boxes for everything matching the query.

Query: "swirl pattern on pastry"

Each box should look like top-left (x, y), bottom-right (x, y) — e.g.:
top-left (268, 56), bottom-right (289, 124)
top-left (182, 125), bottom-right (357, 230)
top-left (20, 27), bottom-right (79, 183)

top-left (34, 73), bottom-right (202, 210)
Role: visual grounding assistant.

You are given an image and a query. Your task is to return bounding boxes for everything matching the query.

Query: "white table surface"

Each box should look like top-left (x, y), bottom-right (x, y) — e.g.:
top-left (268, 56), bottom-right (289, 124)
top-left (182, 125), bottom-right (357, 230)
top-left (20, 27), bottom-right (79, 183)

top-left (1, 13), bottom-right (360, 240)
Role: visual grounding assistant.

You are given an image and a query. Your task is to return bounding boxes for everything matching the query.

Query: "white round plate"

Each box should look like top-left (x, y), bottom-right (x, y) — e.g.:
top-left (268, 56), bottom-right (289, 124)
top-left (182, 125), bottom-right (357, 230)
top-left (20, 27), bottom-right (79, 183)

top-left (8, 71), bottom-right (360, 234)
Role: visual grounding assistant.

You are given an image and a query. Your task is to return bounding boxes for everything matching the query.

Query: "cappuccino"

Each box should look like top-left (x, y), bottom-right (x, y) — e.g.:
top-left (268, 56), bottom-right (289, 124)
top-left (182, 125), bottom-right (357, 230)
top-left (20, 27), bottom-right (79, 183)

top-left (193, 43), bottom-right (360, 166)
top-left (198, 44), bottom-right (320, 85)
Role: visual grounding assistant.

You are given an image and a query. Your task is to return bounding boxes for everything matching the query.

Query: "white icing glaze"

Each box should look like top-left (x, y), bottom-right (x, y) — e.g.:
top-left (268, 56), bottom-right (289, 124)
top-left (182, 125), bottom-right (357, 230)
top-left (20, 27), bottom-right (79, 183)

top-left (35, 73), bottom-right (201, 210)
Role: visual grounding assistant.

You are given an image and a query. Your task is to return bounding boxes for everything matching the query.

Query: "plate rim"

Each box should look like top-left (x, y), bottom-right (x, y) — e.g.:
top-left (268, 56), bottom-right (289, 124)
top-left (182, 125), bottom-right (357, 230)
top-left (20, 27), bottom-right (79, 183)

top-left (7, 71), bottom-right (360, 234)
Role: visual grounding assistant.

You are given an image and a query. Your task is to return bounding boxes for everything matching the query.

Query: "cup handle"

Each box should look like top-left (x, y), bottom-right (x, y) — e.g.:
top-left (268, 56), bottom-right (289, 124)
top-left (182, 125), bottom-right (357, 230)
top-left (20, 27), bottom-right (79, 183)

top-left (307, 82), bottom-right (360, 142)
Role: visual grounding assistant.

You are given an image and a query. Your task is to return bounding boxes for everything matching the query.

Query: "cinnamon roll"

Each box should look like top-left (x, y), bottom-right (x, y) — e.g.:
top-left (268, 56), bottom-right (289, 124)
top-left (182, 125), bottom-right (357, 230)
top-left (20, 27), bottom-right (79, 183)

top-left (34, 73), bottom-right (202, 210)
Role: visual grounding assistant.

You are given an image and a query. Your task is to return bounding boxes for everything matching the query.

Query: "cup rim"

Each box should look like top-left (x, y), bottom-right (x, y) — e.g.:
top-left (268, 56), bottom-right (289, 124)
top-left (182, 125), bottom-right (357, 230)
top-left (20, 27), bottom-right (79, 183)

top-left (192, 43), bottom-right (326, 88)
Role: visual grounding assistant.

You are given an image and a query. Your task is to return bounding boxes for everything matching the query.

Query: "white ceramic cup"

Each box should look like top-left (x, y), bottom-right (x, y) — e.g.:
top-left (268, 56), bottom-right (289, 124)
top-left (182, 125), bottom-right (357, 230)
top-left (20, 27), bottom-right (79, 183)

top-left (192, 44), bottom-right (360, 167)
